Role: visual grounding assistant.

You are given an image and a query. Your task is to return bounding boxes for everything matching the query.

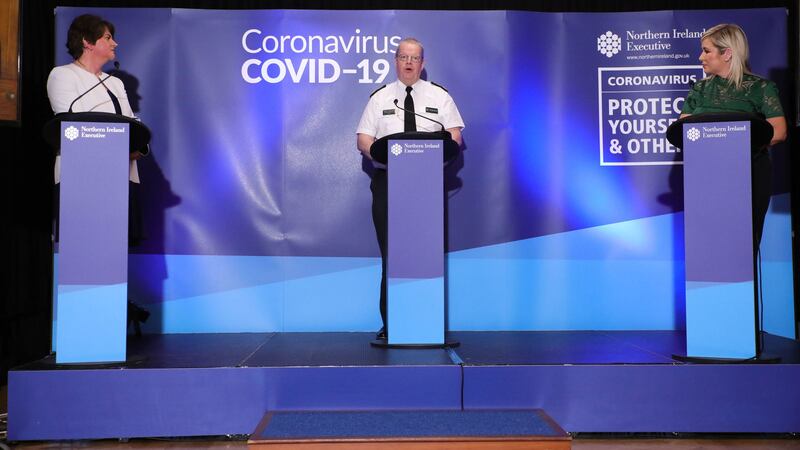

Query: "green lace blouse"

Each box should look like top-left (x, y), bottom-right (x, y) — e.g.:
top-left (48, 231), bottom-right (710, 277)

top-left (681, 73), bottom-right (784, 118)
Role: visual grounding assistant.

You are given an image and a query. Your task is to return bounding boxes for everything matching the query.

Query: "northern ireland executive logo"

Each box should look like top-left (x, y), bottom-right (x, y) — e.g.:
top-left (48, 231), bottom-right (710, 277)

top-left (64, 126), bottom-right (79, 141)
top-left (686, 127), bottom-right (700, 142)
top-left (597, 31), bottom-right (622, 58)
top-left (391, 143), bottom-right (403, 156)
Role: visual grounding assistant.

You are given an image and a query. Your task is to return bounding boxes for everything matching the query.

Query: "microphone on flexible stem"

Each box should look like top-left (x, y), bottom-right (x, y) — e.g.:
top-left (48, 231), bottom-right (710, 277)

top-left (67, 61), bottom-right (121, 113)
top-left (393, 98), bottom-right (447, 132)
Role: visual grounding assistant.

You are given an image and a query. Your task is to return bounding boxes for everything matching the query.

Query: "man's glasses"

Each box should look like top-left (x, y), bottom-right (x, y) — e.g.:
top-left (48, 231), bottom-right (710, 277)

top-left (396, 55), bottom-right (423, 63)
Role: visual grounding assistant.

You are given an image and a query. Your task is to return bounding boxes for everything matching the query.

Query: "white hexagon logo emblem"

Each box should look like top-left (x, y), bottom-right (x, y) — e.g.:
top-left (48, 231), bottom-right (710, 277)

top-left (597, 31), bottom-right (622, 58)
top-left (64, 126), bottom-right (79, 141)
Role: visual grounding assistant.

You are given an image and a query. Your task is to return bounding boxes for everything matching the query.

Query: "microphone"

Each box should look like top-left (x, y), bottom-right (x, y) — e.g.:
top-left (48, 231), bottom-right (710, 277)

top-left (393, 98), bottom-right (446, 131)
top-left (68, 61), bottom-right (120, 113)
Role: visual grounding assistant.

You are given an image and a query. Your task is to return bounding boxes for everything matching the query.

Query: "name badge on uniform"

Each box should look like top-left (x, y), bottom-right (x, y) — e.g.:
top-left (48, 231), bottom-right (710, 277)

top-left (425, 107), bottom-right (438, 114)
top-left (382, 109), bottom-right (394, 116)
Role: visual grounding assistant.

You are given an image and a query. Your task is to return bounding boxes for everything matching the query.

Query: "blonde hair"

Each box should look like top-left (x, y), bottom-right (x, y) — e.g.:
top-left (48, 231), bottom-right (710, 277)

top-left (702, 24), bottom-right (751, 88)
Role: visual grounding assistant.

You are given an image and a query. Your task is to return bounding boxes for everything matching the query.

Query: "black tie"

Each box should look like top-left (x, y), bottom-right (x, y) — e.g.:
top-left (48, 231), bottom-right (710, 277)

top-left (404, 85), bottom-right (416, 132)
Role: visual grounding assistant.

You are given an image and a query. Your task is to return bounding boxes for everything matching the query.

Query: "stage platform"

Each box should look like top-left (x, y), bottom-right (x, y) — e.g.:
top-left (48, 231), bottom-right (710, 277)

top-left (8, 331), bottom-right (800, 441)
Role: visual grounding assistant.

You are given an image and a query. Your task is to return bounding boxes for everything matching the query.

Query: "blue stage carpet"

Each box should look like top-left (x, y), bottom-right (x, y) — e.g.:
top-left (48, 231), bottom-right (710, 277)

top-left (252, 410), bottom-right (566, 439)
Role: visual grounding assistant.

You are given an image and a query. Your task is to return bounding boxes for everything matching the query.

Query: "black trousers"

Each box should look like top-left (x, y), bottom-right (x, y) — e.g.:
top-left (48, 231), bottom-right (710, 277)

top-left (751, 150), bottom-right (772, 349)
top-left (370, 169), bottom-right (388, 331)
top-left (128, 181), bottom-right (144, 247)
top-left (751, 150), bottom-right (771, 253)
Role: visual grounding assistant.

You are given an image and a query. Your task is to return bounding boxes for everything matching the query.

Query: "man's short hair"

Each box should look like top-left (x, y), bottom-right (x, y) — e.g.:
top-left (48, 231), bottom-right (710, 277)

top-left (395, 37), bottom-right (424, 60)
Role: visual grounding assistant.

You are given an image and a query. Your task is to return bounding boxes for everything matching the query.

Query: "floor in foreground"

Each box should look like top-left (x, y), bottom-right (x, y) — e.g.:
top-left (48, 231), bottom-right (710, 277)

top-left (4, 436), bottom-right (800, 449)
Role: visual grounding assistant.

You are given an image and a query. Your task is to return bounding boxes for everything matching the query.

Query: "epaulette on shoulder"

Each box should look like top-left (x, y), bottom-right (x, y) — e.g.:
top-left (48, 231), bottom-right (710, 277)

top-left (370, 85), bottom-right (387, 97)
top-left (431, 81), bottom-right (448, 92)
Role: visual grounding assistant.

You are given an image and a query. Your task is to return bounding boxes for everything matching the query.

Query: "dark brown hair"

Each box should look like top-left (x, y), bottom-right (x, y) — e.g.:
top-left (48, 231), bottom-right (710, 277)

top-left (66, 14), bottom-right (115, 60)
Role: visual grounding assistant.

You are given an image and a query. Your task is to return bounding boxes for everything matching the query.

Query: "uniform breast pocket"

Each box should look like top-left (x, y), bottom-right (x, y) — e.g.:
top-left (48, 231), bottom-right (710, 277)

top-left (418, 107), bottom-right (442, 131)
top-left (378, 109), bottom-right (401, 136)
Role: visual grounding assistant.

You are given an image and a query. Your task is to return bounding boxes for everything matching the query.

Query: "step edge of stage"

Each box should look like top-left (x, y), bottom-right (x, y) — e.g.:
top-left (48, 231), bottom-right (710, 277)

top-left (248, 409), bottom-right (571, 444)
top-left (248, 435), bottom-right (572, 444)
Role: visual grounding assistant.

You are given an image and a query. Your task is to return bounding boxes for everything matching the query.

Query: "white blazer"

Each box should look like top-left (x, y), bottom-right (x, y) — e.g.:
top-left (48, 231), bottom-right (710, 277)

top-left (47, 62), bottom-right (141, 183)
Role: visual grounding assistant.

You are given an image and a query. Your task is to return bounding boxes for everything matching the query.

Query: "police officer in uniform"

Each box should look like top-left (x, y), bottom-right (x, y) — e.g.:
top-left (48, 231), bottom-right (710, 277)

top-left (356, 37), bottom-right (465, 340)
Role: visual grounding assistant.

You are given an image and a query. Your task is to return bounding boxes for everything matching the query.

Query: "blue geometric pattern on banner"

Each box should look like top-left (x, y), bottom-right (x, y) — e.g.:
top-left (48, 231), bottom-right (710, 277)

top-left (452, 212), bottom-right (682, 261)
top-left (125, 205), bottom-right (794, 335)
top-left (761, 193), bottom-right (796, 339)
top-left (129, 255), bottom-right (380, 333)
top-left (448, 259), bottom-right (681, 331)
top-left (388, 277), bottom-right (445, 345)
top-left (448, 212), bottom-right (684, 331)
top-left (129, 214), bottom-right (683, 333)
top-left (158, 283), bottom-right (284, 334)
top-left (56, 284), bottom-right (128, 363)
top-left (686, 281), bottom-right (756, 359)
top-left (283, 263), bottom-right (383, 332)
top-left (762, 262), bottom-right (795, 339)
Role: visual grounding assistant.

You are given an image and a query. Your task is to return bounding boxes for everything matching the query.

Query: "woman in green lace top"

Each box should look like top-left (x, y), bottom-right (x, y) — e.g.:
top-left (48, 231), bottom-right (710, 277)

top-left (680, 23), bottom-right (786, 143)
top-left (680, 23), bottom-right (787, 248)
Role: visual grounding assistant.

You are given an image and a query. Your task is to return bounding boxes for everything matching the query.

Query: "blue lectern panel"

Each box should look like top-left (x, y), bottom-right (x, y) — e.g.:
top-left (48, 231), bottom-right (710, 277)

top-left (683, 121), bottom-right (755, 359)
top-left (387, 139), bottom-right (444, 345)
top-left (56, 121), bottom-right (130, 363)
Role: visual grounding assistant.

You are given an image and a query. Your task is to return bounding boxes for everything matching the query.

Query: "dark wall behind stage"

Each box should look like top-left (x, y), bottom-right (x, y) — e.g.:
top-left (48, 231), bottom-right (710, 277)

top-left (1, 0), bottom-right (797, 384)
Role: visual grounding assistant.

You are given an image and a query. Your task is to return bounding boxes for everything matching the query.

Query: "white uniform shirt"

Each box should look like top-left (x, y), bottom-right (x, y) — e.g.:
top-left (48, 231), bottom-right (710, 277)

top-left (356, 79), bottom-right (464, 167)
top-left (47, 62), bottom-right (141, 183)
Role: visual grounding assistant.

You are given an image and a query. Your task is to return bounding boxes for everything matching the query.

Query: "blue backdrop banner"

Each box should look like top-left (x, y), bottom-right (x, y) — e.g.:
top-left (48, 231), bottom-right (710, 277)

top-left (54, 8), bottom-right (794, 336)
